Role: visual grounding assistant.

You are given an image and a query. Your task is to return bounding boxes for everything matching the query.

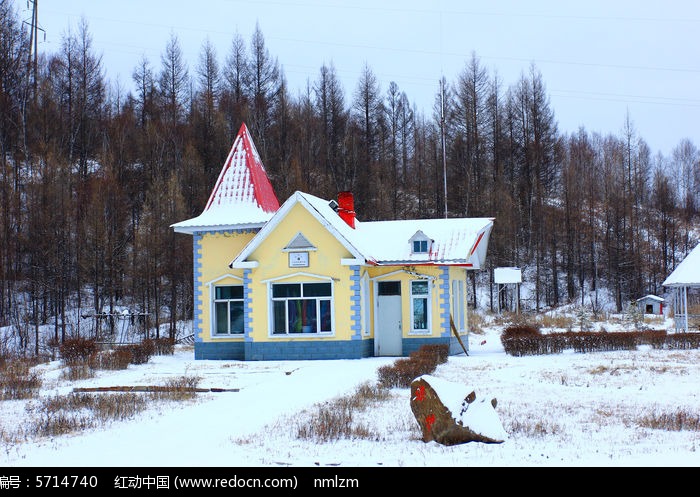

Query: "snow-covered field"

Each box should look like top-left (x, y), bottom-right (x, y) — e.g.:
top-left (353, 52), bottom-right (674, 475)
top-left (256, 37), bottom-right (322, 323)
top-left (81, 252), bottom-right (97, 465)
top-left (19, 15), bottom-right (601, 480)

top-left (2, 315), bottom-right (699, 468)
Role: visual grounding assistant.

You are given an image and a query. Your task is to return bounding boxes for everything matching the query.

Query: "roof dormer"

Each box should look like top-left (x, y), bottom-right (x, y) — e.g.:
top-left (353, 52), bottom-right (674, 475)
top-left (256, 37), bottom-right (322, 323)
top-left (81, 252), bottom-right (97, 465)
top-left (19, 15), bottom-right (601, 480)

top-left (409, 230), bottom-right (433, 255)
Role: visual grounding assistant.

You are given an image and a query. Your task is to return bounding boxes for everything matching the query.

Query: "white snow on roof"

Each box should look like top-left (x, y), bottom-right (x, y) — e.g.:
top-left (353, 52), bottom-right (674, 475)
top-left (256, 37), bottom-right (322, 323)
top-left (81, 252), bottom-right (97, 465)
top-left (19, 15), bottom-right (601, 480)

top-left (663, 242), bottom-right (700, 287)
top-left (170, 203), bottom-right (274, 233)
top-left (238, 191), bottom-right (494, 268)
top-left (636, 294), bottom-right (664, 302)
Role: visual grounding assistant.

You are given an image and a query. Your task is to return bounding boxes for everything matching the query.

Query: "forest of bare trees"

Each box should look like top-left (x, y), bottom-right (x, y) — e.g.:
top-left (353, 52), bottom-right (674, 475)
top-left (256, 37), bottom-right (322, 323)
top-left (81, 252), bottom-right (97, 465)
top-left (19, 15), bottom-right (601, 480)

top-left (1, 2), bottom-right (698, 354)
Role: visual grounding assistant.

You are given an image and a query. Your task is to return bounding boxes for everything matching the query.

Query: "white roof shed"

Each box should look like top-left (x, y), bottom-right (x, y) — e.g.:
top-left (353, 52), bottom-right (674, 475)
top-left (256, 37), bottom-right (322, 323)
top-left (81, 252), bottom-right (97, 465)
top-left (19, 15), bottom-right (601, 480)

top-left (663, 242), bottom-right (700, 332)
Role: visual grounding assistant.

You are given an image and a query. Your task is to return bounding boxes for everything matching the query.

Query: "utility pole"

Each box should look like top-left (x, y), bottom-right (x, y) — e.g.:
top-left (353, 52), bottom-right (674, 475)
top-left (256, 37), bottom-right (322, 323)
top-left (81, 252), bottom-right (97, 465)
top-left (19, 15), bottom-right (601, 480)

top-left (440, 78), bottom-right (448, 218)
top-left (25, 0), bottom-right (43, 96)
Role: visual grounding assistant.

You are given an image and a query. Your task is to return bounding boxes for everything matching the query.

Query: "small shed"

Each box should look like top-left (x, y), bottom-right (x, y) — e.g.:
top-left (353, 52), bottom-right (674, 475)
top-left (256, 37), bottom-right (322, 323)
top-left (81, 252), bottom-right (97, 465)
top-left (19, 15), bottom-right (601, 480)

top-left (635, 295), bottom-right (664, 315)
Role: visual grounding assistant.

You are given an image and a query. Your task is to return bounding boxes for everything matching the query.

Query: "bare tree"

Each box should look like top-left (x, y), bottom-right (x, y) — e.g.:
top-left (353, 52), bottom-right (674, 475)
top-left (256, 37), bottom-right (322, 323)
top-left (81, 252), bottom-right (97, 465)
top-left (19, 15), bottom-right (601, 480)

top-left (246, 22), bottom-right (280, 153)
top-left (221, 32), bottom-right (250, 134)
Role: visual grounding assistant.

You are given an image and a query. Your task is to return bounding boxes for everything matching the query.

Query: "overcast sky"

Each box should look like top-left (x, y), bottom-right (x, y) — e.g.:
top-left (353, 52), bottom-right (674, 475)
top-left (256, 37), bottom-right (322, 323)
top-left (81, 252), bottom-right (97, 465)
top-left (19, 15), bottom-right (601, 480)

top-left (30, 0), bottom-right (700, 158)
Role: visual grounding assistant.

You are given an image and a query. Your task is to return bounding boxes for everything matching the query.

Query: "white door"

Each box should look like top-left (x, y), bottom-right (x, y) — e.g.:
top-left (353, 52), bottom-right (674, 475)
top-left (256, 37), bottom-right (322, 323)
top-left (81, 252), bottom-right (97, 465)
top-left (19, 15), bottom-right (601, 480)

top-left (376, 281), bottom-right (403, 356)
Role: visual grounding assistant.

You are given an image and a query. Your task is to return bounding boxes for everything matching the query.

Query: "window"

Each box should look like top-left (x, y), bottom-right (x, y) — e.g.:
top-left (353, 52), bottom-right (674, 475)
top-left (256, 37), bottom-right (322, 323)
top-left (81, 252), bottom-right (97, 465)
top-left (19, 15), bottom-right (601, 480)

top-left (378, 281), bottom-right (401, 296)
top-left (361, 274), bottom-right (370, 336)
top-left (412, 239), bottom-right (429, 253)
top-left (271, 282), bottom-right (332, 334)
top-left (452, 279), bottom-right (466, 332)
top-left (409, 231), bottom-right (432, 254)
top-left (411, 280), bottom-right (429, 332)
top-left (213, 285), bottom-right (244, 335)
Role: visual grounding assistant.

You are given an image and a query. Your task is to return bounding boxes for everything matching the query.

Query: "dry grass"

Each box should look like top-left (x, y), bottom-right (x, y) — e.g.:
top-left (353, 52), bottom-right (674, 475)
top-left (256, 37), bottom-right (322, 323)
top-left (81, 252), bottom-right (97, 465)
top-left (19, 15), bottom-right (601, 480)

top-left (23, 374), bottom-right (202, 440)
top-left (295, 381), bottom-right (388, 442)
top-left (0, 359), bottom-right (43, 400)
top-left (0, 342), bottom-right (198, 447)
top-left (636, 408), bottom-right (700, 431)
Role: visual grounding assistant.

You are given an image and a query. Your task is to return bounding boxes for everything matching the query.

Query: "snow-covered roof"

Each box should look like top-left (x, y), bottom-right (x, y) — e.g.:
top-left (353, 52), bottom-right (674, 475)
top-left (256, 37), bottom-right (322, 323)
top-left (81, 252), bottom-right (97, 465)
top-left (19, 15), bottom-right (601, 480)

top-left (663, 242), bottom-right (700, 287)
top-left (171, 123), bottom-right (280, 234)
top-left (636, 294), bottom-right (664, 302)
top-left (230, 191), bottom-right (494, 269)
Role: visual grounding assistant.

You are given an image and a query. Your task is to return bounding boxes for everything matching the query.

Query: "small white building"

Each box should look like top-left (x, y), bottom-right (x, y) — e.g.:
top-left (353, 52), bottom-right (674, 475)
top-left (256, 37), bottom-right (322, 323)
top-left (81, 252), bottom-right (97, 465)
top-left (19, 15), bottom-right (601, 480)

top-left (635, 295), bottom-right (665, 315)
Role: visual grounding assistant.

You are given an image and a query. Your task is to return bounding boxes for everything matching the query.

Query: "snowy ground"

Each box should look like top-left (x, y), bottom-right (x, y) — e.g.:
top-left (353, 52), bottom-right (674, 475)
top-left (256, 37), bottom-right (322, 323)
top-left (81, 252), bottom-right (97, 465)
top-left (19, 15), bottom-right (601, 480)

top-left (2, 317), bottom-right (700, 468)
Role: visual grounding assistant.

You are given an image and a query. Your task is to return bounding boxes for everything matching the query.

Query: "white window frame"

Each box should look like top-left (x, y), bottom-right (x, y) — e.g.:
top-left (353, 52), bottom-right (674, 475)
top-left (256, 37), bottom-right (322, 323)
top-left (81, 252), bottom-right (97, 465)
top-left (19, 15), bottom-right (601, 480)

top-left (269, 279), bottom-right (334, 336)
top-left (212, 284), bottom-right (245, 336)
top-left (361, 272), bottom-right (370, 336)
top-left (410, 279), bottom-right (431, 334)
top-left (408, 231), bottom-right (432, 255)
top-left (413, 239), bottom-right (429, 253)
top-left (452, 279), bottom-right (466, 332)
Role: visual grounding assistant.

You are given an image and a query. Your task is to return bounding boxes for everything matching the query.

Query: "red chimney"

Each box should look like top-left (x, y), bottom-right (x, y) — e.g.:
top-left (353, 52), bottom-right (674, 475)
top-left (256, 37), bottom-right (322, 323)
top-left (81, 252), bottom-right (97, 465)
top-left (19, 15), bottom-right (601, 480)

top-left (337, 191), bottom-right (355, 228)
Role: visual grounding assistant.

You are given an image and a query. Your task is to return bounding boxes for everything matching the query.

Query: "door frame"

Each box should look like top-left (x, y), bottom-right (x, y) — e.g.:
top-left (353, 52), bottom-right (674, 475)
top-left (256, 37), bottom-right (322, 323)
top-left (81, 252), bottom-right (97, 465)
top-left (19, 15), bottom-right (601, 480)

top-left (374, 280), bottom-right (403, 356)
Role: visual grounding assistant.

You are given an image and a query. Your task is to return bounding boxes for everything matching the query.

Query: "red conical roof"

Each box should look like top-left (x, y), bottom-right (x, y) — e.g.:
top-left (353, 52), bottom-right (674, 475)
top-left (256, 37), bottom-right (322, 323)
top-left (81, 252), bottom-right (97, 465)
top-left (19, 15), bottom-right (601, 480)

top-left (204, 123), bottom-right (280, 213)
top-left (171, 123), bottom-right (280, 233)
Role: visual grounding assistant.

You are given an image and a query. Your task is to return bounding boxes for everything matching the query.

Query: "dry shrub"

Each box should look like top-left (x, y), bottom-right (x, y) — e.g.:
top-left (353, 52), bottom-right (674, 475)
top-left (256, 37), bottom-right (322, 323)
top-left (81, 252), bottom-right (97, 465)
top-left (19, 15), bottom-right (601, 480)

top-left (413, 343), bottom-right (449, 366)
top-left (335, 381), bottom-right (389, 411)
top-left (296, 381), bottom-right (386, 442)
top-left (60, 363), bottom-right (95, 381)
top-left (27, 392), bottom-right (150, 437)
top-left (300, 404), bottom-right (373, 442)
top-left (377, 344), bottom-right (448, 388)
top-left (92, 348), bottom-right (133, 370)
top-left (59, 337), bottom-right (98, 366)
top-left (120, 340), bottom-right (154, 365)
top-left (637, 408), bottom-right (700, 431)
top-left (501, 327), bottom-right (695, 356)
top-left (0, 359), bottom-right (42, 400)
top-left (538, 314), bottom-right (575, 330)
top-left (151, 375), bottom-right (202, 401)
top-left (149, 337), bottom-right (175, 355)
top-left (500, 325), bottom-right (541, 356)
top-left (26, 378), bottom-right (203, 440)
top-left (468, 312), bottom-right (486, 334)
top-left (506, 417), bottom-right (561, 437)
top-left (87, 393), bottom-right (150, 423)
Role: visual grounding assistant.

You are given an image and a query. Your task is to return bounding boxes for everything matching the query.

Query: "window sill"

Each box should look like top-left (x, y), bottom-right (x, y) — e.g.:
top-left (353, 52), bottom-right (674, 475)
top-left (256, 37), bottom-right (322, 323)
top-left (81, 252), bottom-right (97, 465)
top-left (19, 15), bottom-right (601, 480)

top-left (269, 332), bottom-right (335, 338)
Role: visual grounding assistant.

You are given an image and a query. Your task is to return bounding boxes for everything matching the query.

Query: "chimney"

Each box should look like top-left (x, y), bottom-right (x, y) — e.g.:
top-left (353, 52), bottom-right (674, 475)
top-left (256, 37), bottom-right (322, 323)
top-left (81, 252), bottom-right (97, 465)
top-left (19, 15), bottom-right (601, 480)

top-left (337, 191), bottom-right (355, 228)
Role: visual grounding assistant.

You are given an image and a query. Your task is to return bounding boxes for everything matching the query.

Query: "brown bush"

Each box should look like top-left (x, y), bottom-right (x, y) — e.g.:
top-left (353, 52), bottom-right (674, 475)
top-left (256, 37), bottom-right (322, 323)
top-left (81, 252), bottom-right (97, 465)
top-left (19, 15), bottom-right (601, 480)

top-left (120, 340), bottom-right (154, 365)
top-left (377, 344), bottom-right (449, 388)
top-left (501, 328), bottom-right (700, 356)
top-left (0, 359), bottom-right (42, 400)
top-left (149, 337), bottom-right (175, 355)
top-left (412, 344), bottom-right (449, 366)
top-left (93, 348), bottom-right (133, 370)
top-left (500, 325), bottom-right (542, 356)
top-left (59, 337), bottom-right (98, 365)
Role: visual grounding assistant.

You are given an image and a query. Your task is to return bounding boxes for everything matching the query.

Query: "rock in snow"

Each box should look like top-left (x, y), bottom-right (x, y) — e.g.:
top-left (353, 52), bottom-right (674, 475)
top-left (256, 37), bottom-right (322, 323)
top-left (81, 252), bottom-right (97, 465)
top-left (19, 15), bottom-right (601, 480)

top-left (410, 375), bottom-right (508, 445)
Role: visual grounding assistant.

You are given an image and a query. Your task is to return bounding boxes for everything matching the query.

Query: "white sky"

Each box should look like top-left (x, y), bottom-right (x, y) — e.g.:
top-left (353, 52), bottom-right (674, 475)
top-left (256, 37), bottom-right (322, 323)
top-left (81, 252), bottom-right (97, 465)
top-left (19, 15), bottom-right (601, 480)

top-left (31, 0), bottom-right (700, 158)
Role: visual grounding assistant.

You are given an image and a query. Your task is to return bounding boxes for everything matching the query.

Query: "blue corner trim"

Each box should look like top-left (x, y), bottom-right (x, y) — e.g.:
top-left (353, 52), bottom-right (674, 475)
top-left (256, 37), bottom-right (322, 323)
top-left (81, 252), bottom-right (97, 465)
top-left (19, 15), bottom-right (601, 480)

top-left (244, 268), bottom-right (253, 342)
top-left (193, 233), bottom-right (203, 343)
top-left (349, 266), bottom-right (361, 340)
top-left (440, 266), bottom-right (450, 338)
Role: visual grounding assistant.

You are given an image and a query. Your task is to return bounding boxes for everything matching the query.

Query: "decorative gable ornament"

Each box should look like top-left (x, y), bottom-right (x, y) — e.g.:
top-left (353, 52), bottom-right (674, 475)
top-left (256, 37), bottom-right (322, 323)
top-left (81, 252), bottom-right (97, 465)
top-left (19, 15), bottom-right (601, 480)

top-left (283, 232), bottom-right (316, 252)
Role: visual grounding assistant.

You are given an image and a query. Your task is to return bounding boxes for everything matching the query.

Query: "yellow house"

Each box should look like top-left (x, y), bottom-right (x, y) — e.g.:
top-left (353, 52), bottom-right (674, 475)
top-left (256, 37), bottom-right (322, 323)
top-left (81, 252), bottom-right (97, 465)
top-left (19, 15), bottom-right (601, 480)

top-left (172, 123), bottom-right (494, 360)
